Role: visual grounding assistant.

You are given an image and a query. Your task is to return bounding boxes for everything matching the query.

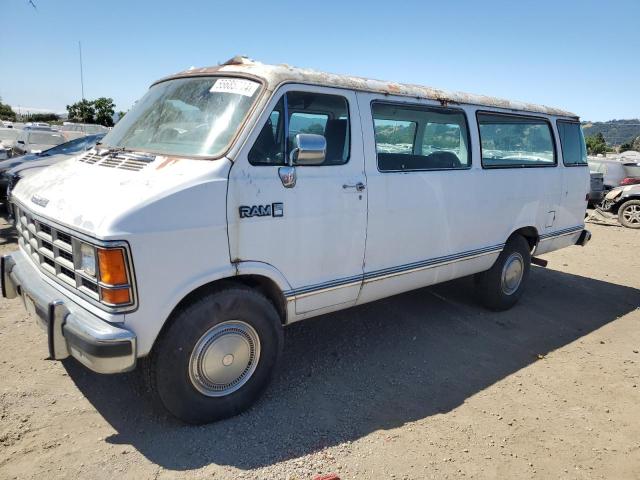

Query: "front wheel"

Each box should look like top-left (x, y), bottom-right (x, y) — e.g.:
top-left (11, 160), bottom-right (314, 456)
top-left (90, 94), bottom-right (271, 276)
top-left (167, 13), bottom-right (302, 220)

top-left (475, 235), bottom-right (531, 311)
top-left (145, 285), bottom-right (284, 424)
top-left (618, 200), bottom-right (640, 229)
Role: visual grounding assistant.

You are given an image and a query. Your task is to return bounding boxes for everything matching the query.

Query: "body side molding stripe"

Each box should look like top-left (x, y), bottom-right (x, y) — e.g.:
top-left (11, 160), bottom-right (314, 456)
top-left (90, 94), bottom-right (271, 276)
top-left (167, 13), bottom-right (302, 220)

top-left (284, 243), bottom-right (505, 299)
top-left (539, 225), bottom-right (583, 241)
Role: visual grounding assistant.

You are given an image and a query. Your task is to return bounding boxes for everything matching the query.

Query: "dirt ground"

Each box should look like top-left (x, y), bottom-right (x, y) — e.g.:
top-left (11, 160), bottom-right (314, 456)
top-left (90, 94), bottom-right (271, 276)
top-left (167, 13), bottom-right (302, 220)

top-left (0, 213), bottom-right (639, 480)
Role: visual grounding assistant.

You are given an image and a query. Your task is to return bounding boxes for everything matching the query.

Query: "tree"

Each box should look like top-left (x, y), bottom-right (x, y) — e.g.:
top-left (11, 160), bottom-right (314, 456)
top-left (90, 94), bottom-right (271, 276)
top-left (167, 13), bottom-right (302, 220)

top-left (0, 97), bottom-right (16, 121)
top-left (66, 99), bottom-right (96, 123)
top-left (66, 97), bottom-right (115, 126)
top-left (620, 141), bottom-right (634, 153)
top-left (94, 97), bottom-right (115, 127)
top-left (633, 136), bottom-right (640, 152)
top-left (585, 132), bottom-right (607, 155)
top-left (27, 112), bottom-right (60, 123)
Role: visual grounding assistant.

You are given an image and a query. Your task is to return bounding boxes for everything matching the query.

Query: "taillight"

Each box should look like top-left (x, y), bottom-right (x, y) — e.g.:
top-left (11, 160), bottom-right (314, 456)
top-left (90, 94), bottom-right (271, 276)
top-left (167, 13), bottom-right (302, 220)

top-left (620, 177), bottom-right (640, 186)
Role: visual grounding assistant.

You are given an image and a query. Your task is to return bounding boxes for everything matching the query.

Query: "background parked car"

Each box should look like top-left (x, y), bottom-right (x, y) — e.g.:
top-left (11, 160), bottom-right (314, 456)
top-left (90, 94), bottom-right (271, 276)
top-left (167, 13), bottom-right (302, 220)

top-left (599, 184), bottom-right (640, 229)
top-left (0, 133), bottom-right (104, 206)
top-left (0, 128), bottom-right (20, 160)
top-left (588, 157), bottom-right (640, 190)
top-left (13, 129), bottom-right (66, 155)
top-left (60, 122), bottom-right (109, 140)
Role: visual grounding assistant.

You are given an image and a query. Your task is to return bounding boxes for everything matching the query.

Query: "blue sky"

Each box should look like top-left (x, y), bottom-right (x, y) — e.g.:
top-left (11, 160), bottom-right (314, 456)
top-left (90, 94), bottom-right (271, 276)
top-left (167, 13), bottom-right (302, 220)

top-left (1, 0), bottom-right (638, 121)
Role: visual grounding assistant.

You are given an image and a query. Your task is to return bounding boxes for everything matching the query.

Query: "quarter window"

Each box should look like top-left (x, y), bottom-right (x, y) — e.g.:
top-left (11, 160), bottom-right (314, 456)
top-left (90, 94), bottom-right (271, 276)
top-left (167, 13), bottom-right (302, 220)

top-left (372, 102), bottom-right (470, 172)
top-left (478, 113), bottom-right (556, 168)
top-left (249, 91), bottom-right (350, 166)
top-left (557, 121), bottom-right (587, 166)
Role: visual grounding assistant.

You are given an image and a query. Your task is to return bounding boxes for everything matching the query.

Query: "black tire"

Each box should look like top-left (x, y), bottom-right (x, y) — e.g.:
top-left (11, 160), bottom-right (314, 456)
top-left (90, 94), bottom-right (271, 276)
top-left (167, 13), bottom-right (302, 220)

top-left (617, 200), bottom-right (640, 229)
top-left (475, 235), bottom-right (531, 311)
top-left (145, 285), bottom-right (283, 424)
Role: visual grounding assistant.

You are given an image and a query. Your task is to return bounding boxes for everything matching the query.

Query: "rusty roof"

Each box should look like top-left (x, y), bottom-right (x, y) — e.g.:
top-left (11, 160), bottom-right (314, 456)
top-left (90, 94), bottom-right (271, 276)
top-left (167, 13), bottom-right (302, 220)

top-left (158, 56), bottom-right (579, 119)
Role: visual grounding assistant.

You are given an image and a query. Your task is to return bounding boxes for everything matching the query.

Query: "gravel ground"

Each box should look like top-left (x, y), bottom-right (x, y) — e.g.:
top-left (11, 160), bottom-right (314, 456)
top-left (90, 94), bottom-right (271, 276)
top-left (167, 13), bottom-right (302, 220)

top-left (0, 214), bottom-right (639, 479)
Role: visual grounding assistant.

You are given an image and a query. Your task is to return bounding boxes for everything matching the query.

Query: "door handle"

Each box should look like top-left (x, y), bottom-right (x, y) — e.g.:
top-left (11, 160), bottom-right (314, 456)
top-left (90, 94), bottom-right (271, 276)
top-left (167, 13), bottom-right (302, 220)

top-left (342, 182), bottom-right (366, 192)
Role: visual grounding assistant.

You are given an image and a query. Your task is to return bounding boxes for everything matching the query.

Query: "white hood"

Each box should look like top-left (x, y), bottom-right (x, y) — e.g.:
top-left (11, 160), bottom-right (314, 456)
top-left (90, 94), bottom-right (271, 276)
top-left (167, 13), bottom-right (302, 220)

top-left (12, 153), bottom-right (231, 238)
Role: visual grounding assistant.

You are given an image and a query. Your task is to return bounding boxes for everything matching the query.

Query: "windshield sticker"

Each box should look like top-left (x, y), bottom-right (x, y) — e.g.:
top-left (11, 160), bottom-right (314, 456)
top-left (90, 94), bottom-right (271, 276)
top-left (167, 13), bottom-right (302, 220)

top-left (210, 78), bottom-right (259, 97)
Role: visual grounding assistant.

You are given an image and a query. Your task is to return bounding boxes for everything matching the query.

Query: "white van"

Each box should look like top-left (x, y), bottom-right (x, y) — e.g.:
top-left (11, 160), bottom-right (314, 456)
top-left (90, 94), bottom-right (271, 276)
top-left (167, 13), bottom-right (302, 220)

top-left (1, 57), bottom-right (590, 424)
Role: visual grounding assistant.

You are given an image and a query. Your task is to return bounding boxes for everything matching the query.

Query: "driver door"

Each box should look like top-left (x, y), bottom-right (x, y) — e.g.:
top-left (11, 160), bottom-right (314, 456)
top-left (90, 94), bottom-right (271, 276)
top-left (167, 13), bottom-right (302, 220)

top-left (227, 85), bottom-right (367, 315)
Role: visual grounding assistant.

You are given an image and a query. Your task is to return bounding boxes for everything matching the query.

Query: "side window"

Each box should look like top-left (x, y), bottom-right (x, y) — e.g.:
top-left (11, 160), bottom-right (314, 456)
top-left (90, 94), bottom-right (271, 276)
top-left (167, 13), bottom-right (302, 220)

top-left (248, 97), bottom-right (285, 165)
top-left (478, 113), bottom-right (556, 168)
top-left (557, 120), bottom-right (587, 166)
top-left (289, 113), bottom-right (328, 140)
top-left (269, 111), bottom-right (280, 137)
top-left (374, 119), bottom-right (416, 154)
top-left (287, 91), bottom-right (350, 165)
top-left (248, 91), bottom-right (350, 166)
top-left (372, 102), bottom-right (470, 172)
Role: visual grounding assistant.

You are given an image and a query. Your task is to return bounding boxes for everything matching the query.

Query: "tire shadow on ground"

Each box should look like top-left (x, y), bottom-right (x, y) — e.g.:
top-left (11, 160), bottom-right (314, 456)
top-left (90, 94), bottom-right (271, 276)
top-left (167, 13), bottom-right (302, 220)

top-left (64, 266), bottom-right (640, 471)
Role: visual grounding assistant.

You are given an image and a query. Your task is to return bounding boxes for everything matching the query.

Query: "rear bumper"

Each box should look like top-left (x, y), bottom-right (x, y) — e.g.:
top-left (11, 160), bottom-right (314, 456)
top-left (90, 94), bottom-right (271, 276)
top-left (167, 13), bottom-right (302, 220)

top-left (575, 229), bottom-right (592, 247)
top-left (1, 249), bottom-right (136, 374)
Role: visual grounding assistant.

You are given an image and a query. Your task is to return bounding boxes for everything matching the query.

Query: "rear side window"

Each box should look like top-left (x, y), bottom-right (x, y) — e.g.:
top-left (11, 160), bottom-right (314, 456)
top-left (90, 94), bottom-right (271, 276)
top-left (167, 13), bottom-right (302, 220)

top-left (478, 113), bottom-right (555, 168)
top-left (372, 102), bottom-right (470, 172)
top-left (249, 91), bottom-right (350, 166)
top-left (557, 121), bottom-right (587, 166)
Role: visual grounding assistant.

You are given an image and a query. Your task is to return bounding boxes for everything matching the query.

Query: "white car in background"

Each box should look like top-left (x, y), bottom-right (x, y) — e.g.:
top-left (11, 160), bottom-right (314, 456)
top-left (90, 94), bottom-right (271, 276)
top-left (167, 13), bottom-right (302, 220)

top-left (13, 129), bottom-right (65, 155)
top-left (0, 128), bottom-right (20, 160)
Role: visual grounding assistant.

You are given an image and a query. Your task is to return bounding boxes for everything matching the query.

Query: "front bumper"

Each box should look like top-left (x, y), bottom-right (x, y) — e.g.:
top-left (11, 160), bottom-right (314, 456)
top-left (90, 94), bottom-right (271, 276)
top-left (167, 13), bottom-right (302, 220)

top-left (1, 249), bottom-right (136, 374)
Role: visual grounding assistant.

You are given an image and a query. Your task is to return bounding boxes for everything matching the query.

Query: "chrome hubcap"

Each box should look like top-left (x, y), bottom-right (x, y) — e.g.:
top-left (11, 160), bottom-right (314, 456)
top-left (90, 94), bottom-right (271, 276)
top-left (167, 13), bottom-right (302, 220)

top-left (501, 252), bottom-right (524, 295)
top-left (189, 320), bottom-right (261, 397)
top-left (622, 205), bottom-right (640, 224)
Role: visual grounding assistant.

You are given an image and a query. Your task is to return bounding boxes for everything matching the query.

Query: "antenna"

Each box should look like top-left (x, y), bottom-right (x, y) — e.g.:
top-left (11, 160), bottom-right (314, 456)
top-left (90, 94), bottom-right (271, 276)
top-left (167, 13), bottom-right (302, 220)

top-left (79, 41), bottom-right (85, 100)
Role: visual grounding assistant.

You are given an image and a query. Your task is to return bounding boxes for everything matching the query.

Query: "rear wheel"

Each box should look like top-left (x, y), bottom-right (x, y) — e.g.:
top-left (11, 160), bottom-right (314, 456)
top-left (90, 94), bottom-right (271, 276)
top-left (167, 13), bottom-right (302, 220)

top-left (618, 200), bottom-right (640, 229)
top-left (145, 285), bottom-right (283, 424)
top-left (475, 235), bottom-right (531, 311)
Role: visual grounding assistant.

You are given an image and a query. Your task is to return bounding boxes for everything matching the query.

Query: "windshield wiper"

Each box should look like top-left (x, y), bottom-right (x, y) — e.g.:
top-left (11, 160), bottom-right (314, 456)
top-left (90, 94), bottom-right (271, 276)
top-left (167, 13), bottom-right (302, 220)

top-left (94, 144), bottom-right (141, 157)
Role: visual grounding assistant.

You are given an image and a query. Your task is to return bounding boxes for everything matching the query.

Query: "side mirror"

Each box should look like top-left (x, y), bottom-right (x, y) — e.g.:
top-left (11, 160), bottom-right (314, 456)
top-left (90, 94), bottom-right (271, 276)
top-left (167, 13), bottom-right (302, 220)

top-left (290, 133), bottom-right (326, 166)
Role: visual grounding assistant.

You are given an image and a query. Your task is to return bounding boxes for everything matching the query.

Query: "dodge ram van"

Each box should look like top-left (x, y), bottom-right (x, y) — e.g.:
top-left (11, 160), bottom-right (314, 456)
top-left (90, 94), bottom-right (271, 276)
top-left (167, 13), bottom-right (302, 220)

top-left (1, 57), bottom-right (591, 423)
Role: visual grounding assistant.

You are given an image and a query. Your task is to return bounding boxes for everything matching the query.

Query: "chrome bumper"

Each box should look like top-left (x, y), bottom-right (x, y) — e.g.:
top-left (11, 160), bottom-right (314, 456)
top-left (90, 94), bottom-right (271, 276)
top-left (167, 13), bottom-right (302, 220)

top-left (575, 229), bottom-right (592, 247)
top-left (1, 249), bottom-right (136, 374)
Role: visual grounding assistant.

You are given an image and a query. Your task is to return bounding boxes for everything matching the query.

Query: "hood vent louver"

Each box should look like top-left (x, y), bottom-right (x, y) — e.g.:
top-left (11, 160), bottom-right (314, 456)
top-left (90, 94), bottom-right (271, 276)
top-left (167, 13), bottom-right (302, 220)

top-left (79, 150), bottom-right (155, 172)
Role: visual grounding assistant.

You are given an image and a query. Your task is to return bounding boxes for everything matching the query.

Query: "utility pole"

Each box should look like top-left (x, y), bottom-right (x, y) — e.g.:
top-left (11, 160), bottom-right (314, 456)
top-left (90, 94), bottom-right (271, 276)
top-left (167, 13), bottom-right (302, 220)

top-left (79, 41), bottom-right (85, 100)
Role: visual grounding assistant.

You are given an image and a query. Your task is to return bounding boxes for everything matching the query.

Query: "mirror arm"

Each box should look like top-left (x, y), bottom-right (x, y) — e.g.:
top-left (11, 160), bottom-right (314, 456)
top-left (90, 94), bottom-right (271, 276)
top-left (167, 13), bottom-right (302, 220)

top-left (288, 148), bottom-right (298, 166)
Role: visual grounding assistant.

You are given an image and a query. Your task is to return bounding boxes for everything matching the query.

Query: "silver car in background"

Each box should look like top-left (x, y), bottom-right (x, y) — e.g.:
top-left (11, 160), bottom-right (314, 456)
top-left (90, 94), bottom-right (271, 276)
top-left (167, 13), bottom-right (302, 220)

top-left (13, 129), bottom-right (66, 155)
top-left (588, 157), bottom-right (640, 190)
top-left (0, 128), bottom-right (20, 160)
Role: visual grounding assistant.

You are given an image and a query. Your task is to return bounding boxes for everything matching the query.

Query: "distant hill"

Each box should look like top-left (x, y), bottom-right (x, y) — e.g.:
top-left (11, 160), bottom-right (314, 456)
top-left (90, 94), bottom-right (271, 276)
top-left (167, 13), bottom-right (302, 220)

top-left (582, 119), bottom-right (640, 146)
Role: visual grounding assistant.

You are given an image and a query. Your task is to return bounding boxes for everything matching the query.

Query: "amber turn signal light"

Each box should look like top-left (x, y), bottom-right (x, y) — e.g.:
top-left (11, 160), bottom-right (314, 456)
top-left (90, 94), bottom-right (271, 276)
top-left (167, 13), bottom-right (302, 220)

top-left (97, 248), bottom-right (128, 285)
top-left (100, 287), bottom-right (131, 305)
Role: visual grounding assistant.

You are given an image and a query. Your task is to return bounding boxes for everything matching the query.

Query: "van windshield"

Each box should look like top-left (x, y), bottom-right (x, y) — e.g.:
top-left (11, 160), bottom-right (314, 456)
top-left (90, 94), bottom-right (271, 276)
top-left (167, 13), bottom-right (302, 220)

top-left (100, 76), bottom-right (261, 157)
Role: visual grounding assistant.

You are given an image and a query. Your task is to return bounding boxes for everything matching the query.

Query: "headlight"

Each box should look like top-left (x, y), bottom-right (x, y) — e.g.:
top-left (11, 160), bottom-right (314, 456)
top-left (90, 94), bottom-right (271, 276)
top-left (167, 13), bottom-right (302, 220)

top-left (75, 241), bottom-right (133, 307)
top-left (97, 247), bottom-right (132, 306)
top-left (79, 243), bottom-right (97, 277)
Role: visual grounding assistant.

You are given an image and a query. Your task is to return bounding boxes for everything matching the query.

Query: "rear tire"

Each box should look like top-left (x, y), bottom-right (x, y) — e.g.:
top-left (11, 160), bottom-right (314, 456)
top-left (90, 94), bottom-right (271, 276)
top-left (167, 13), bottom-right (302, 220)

top-left (618, 200), bottom-right (640, 229)
top-left (145, 285), bottom-right (283, 424)
top-left (475, 235), bottom-right (531, 311)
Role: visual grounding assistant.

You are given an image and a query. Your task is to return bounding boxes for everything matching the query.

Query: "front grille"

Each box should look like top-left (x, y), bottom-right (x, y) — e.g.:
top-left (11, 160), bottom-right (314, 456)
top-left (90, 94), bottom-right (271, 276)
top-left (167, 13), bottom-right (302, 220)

top-left (78, 150), bottom-right (154, 171)
top-left (14, 204), bottom-right (100, 301)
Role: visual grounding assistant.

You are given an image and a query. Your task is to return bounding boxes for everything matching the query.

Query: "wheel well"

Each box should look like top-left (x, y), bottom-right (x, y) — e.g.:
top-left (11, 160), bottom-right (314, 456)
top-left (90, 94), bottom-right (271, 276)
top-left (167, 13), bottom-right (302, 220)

top-left (144, 275), bottom-right (287, 361)
top-left (169, 275), bottom-right (287, 326)
top-left (509, 226), bottom-right (539, 252)
top-left (616, 196), bottom-right (640, 213)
